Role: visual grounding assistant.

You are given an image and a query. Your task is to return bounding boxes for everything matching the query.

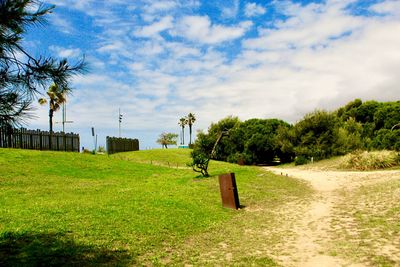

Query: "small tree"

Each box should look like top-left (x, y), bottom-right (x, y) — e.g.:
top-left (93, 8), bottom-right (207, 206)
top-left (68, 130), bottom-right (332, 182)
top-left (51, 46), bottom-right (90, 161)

top-left (157, 132), bottom-right (178, 149)
top-left (189, 149), bottom-right (210, 177)
top-left (189, 130), bottom-right (229, 177)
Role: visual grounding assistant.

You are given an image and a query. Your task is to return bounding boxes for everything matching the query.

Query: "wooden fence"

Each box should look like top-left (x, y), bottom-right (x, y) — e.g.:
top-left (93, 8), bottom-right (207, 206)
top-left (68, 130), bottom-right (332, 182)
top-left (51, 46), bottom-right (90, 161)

top-left (0, 127), bottom-right (80, 152)
top-left (106, 136), bottom-right (139, 154)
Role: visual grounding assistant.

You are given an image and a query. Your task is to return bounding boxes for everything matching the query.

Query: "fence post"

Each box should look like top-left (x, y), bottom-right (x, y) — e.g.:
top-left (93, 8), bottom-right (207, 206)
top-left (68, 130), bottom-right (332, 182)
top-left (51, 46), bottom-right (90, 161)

top-left (19, 128), bottom-right (23, 148)
top-left (29, 130), bottom-right (33, 149)
top-left (56, 134), bottom-right (59, 151)
top-left (39, 131), bottom-right (43, 150)
top-left (7, 127), bottom-right (12, 148)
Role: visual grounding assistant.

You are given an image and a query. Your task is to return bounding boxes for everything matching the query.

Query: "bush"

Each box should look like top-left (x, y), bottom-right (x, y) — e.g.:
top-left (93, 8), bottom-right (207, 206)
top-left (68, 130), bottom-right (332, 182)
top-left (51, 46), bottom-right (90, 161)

top-left (340, 150), bottom-right (400, 170)
top-left (227, 152), bottom-right (252, 165)
top-left (82, 148), bottom-right (93, 154)
top-left (295, 156), bottom-right (309, 166)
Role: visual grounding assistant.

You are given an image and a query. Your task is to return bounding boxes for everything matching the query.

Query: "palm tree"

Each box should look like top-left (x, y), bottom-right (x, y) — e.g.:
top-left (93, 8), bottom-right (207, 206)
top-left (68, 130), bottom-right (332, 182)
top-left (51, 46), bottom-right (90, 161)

top-left (186, 113), bottom-right (196, 145)
top-left (38, 83), bottom-right (69, 134)
top-left (178, 117), bottom-right (187, 145)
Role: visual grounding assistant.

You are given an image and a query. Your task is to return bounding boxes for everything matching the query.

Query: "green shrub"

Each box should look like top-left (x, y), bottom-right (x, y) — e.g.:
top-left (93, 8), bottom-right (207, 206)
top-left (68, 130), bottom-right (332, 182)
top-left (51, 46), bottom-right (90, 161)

top-left (227, 152), bottom-right (252, 165)
top-left (295, 156), bottom-right (309, 166)
top-left (188, 149), bottom-right (210, 177)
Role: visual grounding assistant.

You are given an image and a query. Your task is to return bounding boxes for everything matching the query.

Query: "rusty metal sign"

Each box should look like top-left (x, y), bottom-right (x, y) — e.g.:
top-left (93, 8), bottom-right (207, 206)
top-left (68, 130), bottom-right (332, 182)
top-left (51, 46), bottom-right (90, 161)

top-left (219, 173), bottom-right (240, 209)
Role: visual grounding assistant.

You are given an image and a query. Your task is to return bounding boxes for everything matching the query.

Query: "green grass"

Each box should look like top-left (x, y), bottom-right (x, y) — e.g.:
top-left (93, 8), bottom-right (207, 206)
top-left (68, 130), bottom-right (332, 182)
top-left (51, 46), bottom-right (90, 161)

top-left (0, 148), bottom-right (311, 265)
top-left (112, 148), bottom-right (192, 168)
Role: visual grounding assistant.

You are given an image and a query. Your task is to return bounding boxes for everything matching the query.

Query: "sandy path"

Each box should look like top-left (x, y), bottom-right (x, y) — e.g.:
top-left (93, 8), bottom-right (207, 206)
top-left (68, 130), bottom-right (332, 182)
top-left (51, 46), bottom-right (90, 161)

top-left (264, 167), bottom-right (400, 267)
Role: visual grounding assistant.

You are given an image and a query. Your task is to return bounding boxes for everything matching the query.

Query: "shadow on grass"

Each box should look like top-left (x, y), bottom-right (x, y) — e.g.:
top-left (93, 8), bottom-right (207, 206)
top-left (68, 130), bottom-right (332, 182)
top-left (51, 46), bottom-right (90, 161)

top-left (0, 231), bottom-right (132, 266)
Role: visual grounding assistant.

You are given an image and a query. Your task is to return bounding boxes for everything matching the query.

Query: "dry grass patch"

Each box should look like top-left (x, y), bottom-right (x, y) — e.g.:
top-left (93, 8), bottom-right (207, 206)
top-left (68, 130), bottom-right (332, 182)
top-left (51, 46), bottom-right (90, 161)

top-left (339, 150), bottom-right (400, 171)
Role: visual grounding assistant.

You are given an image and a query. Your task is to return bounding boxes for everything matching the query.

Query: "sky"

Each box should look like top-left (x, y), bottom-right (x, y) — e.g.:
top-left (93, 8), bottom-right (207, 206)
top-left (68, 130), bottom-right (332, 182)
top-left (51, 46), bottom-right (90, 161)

top-left (24, 0), bottom-right (400, 150)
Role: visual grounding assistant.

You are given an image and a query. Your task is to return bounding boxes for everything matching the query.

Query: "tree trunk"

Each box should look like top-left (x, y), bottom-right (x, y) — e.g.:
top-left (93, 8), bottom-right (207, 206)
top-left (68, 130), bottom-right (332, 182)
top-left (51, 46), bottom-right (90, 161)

top-left (189, 124), bottom-right (192, 145)
top-left (181, 126), bottom-right (184, 145)
top-left (182, 127), bottom-right (185, 145)
top-left (49, 109), bottom-right (53, 133)
top-left (49, 108), bottom-right (53, 150)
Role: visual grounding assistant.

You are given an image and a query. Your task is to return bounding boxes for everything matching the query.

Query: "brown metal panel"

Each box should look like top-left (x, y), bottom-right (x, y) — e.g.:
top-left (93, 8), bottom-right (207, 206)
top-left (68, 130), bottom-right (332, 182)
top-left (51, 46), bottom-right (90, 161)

top-left (219, 173), bottom-right (240, 209)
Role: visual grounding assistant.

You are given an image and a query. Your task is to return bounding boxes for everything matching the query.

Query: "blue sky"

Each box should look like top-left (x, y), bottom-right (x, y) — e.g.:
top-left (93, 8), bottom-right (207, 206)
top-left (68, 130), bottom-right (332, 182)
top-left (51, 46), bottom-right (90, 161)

top-left (25, 0), bottom-right (400, 150)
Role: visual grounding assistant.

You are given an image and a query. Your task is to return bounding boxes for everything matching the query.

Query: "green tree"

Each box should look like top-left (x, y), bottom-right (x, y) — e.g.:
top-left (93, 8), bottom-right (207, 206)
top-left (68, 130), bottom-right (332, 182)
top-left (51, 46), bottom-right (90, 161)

top-left (371, 129), bottom-right (400, 151)
top-left (189, 132), bottom-right (211, 177)
top-left (38, 84), bottom-right (69, 133)
top-left (206, 116), bottom-right (241, 161)
top-left (374, 101), bottom-right (400, 130)
top-left (190, 116), bottom-right (291, 165)
top-left (0, 0), bottom-right (85, 127)
top-left (186, 112), bottom-right (196, 145)
top-left (240, 118), bottom-right (290, 164)
top-left (335, 117), bottom-right (363, 154)
top-left (157, 132), bottom-right (178, 149)
top-left (274, 124), bottom-right (295, 163)
top-left (293, 110), bottom-right (339, 160)
top-left (178, 117), bottom-right (187, 145)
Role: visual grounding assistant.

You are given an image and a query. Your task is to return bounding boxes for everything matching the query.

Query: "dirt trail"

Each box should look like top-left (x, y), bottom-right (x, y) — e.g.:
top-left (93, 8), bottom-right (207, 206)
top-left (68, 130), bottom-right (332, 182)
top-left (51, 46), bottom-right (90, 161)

top-left (264, 167), bottom-right (400, 267)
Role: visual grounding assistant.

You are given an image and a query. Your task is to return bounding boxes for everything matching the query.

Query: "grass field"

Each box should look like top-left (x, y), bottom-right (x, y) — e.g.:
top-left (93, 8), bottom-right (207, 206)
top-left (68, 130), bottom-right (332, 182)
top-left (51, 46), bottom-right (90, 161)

top-left (0, 148), bottom-right (311, 265)
top-left (112, 149), bottom-right (193, 168)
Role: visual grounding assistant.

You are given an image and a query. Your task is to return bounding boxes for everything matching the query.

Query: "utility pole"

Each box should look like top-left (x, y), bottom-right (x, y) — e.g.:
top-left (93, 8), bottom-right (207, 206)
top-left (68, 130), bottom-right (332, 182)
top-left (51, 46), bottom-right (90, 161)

top-left (118, 108), bottom-right (123, 137)
top-left (56, 102), bottom-right (73, 132)
top-left (91, 127), bottom-right (97, 151)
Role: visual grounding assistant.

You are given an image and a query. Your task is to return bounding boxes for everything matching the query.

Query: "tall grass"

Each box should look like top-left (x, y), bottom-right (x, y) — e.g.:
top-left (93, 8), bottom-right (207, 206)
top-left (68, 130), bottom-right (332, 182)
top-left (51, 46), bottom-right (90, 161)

top-left (340, 150), bottom-right (400, 170)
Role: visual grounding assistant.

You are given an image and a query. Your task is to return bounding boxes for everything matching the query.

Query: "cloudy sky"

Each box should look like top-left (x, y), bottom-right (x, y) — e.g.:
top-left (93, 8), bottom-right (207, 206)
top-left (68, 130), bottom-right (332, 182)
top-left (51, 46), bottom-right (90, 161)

top-left (25, 0), bottom-right (400, 149)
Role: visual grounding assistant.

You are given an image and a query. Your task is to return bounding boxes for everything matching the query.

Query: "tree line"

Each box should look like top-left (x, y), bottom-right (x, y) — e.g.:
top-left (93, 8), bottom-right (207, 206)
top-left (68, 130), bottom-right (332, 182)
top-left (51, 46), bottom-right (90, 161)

top-left (191, 99), bottom-right (400, 171)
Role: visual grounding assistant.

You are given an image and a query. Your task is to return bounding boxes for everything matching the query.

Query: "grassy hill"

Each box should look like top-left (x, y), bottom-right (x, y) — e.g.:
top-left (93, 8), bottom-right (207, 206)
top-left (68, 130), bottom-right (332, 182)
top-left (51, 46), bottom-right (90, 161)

top-left (111, 148), bottom-right (193, 167)
top-left (0, 148), bottom-right (311, 265)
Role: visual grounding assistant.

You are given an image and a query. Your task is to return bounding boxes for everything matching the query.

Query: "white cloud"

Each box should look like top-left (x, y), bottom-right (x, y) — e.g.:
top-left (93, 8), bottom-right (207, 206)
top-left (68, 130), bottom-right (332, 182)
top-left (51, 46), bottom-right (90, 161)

top-left (50, 13), bottom-right (75, 34)
top-left (244, 3), bottom-right (266, 17)
top-left (134, 16), bottom-right (174, 38)
top-left (370, 0), bottom-right (400, 16)
top-left (49, 46), bottom-right (82, 58)
top-left (244, 1), bottom-right (363, 50)
top-left (135, 41), bottom-right (165, 56)
top-left (221, 0), bottom-right (240, 18)
top-left (140, 0), bottom-right (200, 22)
top-left (143, 0), bottom-right (177, 14)
top-left (172, 16), bottom-right (253, 44)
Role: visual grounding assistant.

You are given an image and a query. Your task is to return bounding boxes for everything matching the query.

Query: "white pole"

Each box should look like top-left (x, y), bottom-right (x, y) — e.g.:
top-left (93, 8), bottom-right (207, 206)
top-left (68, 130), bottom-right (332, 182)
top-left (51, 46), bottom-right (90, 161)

top-left (119, 108), bottom-right (121, 138)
